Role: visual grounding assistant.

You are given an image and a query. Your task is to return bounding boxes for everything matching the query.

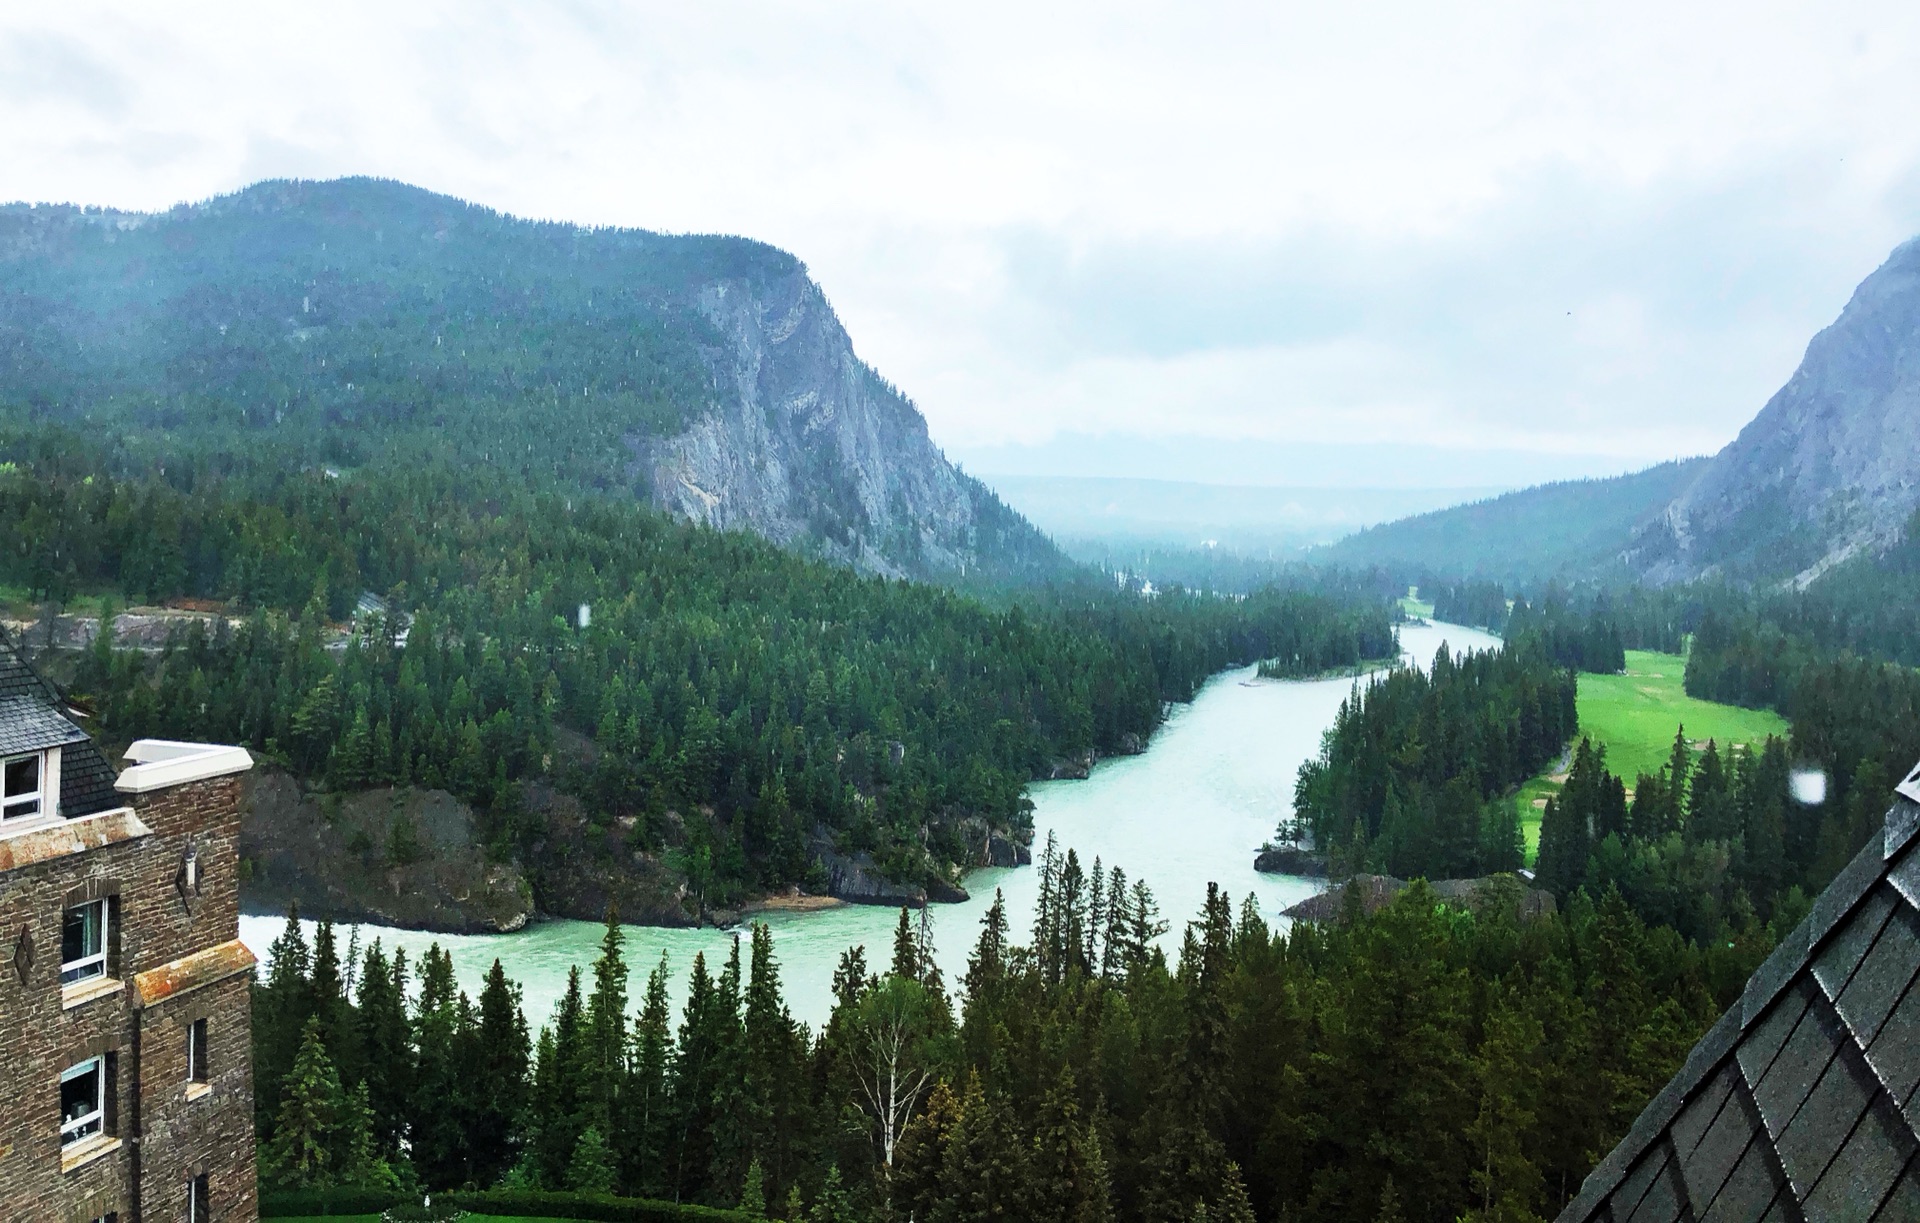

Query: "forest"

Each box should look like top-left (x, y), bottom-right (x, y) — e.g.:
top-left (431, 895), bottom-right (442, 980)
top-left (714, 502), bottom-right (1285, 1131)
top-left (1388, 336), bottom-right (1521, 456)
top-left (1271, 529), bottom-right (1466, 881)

top-left (1289, 637), bottom-right (1577, 881)
top-left (2, 425), bottom-right (1393, 908)
top-left (252, 834), bottom-right (1727, 1223)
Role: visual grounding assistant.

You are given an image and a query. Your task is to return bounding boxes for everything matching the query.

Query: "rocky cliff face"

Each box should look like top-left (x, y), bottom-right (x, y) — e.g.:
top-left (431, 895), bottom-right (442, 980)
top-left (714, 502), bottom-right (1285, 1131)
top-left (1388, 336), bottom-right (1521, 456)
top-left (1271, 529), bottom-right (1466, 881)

top-left (1630, 238), bottom-right (1920, 584)
top-left (639, 269), bottom-right (1050, 580)
top-left (238, 770), bottom-right (534, 934)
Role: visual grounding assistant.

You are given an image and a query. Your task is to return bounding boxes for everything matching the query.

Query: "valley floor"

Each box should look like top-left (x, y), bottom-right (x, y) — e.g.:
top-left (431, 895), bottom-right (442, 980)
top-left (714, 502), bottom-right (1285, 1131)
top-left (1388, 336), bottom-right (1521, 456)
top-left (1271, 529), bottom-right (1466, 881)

top-left (1519, 649), bottom-right (1790, 859)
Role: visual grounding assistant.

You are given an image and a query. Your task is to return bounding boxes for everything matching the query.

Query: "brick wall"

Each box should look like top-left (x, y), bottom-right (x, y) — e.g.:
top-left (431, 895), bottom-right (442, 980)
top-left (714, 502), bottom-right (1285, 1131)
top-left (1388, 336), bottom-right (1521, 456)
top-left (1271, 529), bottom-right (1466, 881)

top-left (0, 773), bottom-right (256, 1222)
top-left (139, 974), bottom-right (258, 1223)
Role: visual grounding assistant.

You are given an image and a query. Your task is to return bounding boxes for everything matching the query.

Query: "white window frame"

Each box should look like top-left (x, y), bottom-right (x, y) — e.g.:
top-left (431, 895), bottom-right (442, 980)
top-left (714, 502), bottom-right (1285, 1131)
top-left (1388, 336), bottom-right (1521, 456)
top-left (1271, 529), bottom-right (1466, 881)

top-left (187, 1018), bottom-right (209, 1084)
top-left (60, 1056), bottom-right (105, 1146)
top-left (2, 749), bottom-right (43, 820)
top-left (61, 898), bottom-right (110, 986)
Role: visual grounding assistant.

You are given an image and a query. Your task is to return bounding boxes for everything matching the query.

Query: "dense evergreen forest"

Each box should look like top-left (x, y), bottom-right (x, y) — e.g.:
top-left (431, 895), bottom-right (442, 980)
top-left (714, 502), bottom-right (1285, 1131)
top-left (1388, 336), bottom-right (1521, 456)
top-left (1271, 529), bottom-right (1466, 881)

top-left (1291, 639), bottom-right (1577, 880)
top-left (252, 834), bottom-right (1726, 1223)
top-left (1, 426), bottom-right (1392, 908)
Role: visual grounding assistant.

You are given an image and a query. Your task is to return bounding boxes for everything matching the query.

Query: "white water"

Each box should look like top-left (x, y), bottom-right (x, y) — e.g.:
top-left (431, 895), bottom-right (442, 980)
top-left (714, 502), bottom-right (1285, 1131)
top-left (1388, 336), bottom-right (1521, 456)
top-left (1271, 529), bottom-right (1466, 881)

top-left (240, 621), bottom-right (1499, 1030)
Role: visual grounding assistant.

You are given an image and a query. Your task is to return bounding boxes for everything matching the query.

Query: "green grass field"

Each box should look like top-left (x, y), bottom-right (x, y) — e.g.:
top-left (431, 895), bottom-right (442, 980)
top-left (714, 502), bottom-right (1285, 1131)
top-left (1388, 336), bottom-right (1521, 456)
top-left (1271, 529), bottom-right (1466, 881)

top-left (1518, 650), bottom-right (1791, 860)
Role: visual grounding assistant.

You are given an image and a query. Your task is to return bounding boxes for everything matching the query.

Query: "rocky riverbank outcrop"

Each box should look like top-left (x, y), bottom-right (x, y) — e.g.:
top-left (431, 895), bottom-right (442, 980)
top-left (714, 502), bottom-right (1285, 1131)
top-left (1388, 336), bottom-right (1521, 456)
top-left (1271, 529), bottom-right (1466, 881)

top-left (239, 770), bottom-right (535, 934)
top-left (1253, 845), bottom-right (1328, 876)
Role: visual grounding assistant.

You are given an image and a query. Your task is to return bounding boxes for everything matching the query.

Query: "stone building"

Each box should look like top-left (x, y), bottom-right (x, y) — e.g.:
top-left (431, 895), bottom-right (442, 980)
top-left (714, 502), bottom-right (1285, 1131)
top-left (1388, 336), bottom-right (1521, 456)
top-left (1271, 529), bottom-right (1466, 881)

top-left (1, 628), bottom-right (258, 1222)
top-left (1558, 761), bottom-right (1920, 1220)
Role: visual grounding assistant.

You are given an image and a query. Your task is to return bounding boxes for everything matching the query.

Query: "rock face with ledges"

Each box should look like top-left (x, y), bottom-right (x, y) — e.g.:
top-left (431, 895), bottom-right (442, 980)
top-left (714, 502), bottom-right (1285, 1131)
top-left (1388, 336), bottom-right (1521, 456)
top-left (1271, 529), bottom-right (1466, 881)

top-left (640, 269), bottom-right (1024, 578)
top-left (1631, 237), bottom-right (1920, 584)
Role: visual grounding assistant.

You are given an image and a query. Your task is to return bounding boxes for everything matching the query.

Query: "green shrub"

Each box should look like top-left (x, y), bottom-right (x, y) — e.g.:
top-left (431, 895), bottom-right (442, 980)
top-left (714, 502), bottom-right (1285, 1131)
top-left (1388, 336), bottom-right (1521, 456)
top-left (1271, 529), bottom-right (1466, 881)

top-left (260, 1186), bottom-right (412, 1216)
top-left (445, 1189), bottom-right (752, 1221)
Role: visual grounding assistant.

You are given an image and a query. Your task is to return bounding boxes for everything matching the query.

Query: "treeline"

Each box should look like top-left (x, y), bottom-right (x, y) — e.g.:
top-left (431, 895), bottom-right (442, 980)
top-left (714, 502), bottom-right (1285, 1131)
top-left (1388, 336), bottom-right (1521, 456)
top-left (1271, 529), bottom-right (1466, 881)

top-left (1427, 579), bottom-right (1689, 670)
top-left (1684, 612), bottom-right (1920, 880)
top-left (1290, 640), bottom-right (1577, 880)
top-left (6, 430), bottom-right (1392, 904)
top-left (253, 837), bottom-right (1731, 1222)
top-left (1532, 732), bottom-right (1857, 966)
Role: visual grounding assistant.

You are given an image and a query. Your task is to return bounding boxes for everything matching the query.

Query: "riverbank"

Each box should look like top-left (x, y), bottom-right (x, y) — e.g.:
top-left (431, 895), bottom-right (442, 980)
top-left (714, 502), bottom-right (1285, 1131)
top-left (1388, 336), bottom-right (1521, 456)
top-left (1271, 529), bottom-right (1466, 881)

top-left (240, 622), bottom-right (1500, 1030)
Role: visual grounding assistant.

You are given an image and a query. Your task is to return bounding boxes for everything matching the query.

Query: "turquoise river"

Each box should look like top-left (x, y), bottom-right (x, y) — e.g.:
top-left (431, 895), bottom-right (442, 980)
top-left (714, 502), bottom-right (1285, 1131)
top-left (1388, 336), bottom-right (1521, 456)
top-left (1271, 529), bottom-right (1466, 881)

top-left (239, 620), bottom-right (1500, 1030)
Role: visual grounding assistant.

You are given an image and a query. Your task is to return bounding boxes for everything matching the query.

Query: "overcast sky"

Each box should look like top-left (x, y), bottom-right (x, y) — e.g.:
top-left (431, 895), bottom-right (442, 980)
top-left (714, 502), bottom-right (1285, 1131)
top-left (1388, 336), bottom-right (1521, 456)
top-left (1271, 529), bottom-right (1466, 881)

top-left (5, 3), bottom-right (1920, 486)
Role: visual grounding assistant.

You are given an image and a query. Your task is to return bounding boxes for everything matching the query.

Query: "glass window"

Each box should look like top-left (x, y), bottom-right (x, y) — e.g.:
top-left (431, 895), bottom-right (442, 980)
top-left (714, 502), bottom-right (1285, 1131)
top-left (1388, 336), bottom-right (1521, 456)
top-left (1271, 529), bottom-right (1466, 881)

top-left (61, 899), bottom-right (109, 985)
top-left (60, 1057), bottom-right (104, 1145)
top-left (187, 1172), bottom-right (209, 1222)
top-left (2, 752), bottom-right (41, 820)
top-left (187, 1018), bottom-right (210, 1084)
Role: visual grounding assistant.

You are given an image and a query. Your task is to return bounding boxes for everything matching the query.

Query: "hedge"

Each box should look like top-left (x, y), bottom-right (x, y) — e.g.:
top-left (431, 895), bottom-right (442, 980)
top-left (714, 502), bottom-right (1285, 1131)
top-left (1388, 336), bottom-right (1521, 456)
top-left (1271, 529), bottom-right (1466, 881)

top-left (445, 1189), bottom-right (754, 1221)
top-left (260, 1186), bottom-right (412, 1215)
top-left (261, 1185), bottom-right (755, 1220)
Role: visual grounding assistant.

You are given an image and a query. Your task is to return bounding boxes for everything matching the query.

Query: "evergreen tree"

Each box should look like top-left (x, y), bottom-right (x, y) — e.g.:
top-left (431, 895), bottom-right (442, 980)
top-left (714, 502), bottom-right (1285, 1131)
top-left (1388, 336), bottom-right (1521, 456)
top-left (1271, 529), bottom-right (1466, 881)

top-left (583, 905), bottom-right (631, 1136)
top-left (893, 906), bottom-right (923, 980)
top-left (256, 905), bottom-right (314, 1143)
top-left (738, 922), bottom-right (810, 1205)
top-left (532, 967), bottom-right (588, 1189)
top-left (740, 1159), bottom-right (767, 1218)
top-left (1027, 1068), bottom-right (1114, 1223)
top-left (567, 1125), bottom-right (618, 1195)
top-left (470, 959), bottom-right (532, 1186)
top-left (409, 944), bottom-right (467, 1188)
top-left (933, 1076), bottom-right (1028, 1223)
top-left (894, 1079), bottom-right (963, 1222)
top-left (264, 1017), bottom-right (343, 1189)
top-left (355, 942), bottom-right (415, 1159)
top-left (621, 953), bottom-right (675, 1197)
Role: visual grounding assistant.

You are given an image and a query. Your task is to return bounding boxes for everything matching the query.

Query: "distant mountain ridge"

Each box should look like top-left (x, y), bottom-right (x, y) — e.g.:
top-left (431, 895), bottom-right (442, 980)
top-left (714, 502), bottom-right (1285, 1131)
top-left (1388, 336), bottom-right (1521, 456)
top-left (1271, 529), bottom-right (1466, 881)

top-left (0, 177), bottom-right (1059, 581)
top-left (1627, 236), bottom-right (1920, 585)
top-left (1319, 235), bottom-right (1920, 587)
top-left (1313, 459), bottom-right (1707, 582)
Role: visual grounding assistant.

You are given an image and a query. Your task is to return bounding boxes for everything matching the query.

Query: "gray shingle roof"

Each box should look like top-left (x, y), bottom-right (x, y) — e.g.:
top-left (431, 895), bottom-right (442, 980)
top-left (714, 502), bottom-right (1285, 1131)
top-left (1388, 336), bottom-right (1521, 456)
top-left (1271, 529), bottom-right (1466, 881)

top-left (0, 693), bottom-right (91, 756)
top-left (1557, 783), bottom-right (1920, 1222)
top-left (0, 626), bottom-right (122, 818)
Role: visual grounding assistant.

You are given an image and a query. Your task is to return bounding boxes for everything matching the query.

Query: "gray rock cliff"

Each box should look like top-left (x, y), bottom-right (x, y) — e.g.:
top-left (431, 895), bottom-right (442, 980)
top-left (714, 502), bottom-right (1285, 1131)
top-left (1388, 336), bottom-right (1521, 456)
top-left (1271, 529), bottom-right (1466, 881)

top-left (638, 268), bottom-right (1047, 579)
top-left (1631, 237), bottom-right (1920, 584)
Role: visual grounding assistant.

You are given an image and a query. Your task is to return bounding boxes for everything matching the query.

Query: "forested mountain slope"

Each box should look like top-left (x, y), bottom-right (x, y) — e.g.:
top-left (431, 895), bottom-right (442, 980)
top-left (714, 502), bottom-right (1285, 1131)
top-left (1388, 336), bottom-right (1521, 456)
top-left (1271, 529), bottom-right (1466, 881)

top-left (1628, 235), bottom-right (1920, 585)
top-left (0, 177), bottom-right (1055, 581)
top-left (1311, 458), bottom-right (1705, 582)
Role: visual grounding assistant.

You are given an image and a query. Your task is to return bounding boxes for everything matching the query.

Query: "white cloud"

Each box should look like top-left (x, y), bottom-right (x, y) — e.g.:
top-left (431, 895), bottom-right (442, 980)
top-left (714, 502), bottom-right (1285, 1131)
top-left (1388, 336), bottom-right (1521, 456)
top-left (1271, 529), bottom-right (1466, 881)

top-left (4, 1), bottom-right (1920, 482)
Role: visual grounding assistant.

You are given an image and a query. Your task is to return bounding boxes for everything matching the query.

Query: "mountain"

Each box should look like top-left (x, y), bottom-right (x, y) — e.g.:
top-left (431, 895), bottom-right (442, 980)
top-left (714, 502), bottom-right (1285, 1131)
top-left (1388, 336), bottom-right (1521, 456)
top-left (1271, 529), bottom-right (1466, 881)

top-left (0, 177), bottom-right (1058, 582)
top-left (1312, 459), bottom-right (1707, 582)
top-left (982, 474), bottom-right (1506, 554)
top-left (1628, 236), bottom-right (1920, 585)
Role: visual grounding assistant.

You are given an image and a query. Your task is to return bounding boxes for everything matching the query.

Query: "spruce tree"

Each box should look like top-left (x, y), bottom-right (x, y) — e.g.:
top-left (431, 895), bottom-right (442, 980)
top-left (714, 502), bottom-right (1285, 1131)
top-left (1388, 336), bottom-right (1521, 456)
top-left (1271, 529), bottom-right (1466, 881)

top-left (410, 944), bottom-right (467, 1188)
top-left (567, 1125), bottom-right (618, 1195)
top-left (740, 1159), bottom-right (767, 1218)
top-left (1028, 1068), bottom-right (1114, 1223)
top-left (740, 923), bottom-right (810, 1205)
top-left (584, 905), bottom-right (631, 1136)
top-left (256, 904), bottom-right (314, 1143)
top-left (533, 967), bottom-right (588, 1189)
top-left (808, 1165), bottom-right (857, 1223)
top-left (669, 952), bottom-right (726, 1203)
top-left (621, 953), bottom-right (674, 1197)
top-left (471, 958), bottom-right (532, 1187)
top-left (356, 941), bottom-right (416, 1159)
top-left (892, 906), bottom-right (922, 979)
top-left (893, 1079), bottom-right (961, 1222)
top-left (264, 1017), bottom-right (345, 1190)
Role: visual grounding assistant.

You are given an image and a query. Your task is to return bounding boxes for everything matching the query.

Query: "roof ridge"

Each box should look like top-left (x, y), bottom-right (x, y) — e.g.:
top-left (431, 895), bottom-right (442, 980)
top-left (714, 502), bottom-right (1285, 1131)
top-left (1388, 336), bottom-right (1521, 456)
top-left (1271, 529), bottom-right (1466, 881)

top-left (1559, 783), bottom-right (1920, 1220)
